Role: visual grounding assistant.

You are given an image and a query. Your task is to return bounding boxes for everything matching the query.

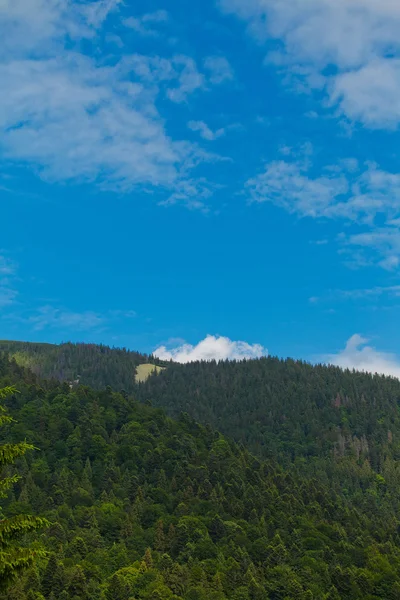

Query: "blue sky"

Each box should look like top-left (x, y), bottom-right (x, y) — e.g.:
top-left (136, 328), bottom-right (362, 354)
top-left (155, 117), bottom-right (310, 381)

top-left (2, 0), bottom-right (400, 374)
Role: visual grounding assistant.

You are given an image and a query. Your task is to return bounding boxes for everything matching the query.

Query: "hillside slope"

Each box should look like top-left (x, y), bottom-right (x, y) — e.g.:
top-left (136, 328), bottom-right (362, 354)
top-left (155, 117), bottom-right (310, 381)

top-left (0, 340), bottom-right (164, 390)
top-left (138, 357), bottom-right (400, 466)
top-left (2, 354), bottom-right (400, 599)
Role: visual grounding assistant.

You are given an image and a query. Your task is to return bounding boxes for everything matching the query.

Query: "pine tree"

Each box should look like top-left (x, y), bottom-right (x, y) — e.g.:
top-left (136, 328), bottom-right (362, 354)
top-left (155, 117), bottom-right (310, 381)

top-left (41, 554), bottom-right (57, 597)
top-left (105, 573), bottom-right (130, 600)
top-left (0, 387), bottom-right (49, 591)
top-left (143, 547), bottom-right (153, 569)
top-left (67, 565), bottom-right (87, 598)
top-left (154, 519), bottom-right (165, 552)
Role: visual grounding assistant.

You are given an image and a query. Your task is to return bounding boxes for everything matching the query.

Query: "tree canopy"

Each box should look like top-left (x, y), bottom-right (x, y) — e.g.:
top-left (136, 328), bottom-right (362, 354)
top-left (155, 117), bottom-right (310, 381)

top-left (1, 351), bottom-right (400, 598)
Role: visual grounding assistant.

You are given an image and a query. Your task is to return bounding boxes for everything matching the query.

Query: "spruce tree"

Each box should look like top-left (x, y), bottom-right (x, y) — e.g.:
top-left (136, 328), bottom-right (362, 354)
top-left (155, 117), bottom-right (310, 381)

top-left (0, 387), bottom-right (49, 591)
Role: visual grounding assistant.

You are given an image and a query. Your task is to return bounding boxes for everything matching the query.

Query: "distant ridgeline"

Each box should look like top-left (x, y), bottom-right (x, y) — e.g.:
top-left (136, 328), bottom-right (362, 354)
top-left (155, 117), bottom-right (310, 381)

top-left (0, 340), bottom-right (166, 389)
top-left (2, 352), bottom-right (400, 599)
top-left (137, 357), bottom-right (400, 466)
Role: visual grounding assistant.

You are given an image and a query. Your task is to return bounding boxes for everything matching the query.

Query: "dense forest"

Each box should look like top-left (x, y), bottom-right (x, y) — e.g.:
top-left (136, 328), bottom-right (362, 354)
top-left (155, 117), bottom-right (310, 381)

top-left (138, 357), bottom-right (400, 464)
top-left (0, 341), bottom-right (163, 391)
top-left (3, 343), bottom-right (400, 597)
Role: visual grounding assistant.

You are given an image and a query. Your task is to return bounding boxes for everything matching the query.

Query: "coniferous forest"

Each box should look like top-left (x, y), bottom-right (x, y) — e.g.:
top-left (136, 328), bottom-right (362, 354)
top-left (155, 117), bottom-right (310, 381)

top-left (2, 342), bottom-right (400, 598)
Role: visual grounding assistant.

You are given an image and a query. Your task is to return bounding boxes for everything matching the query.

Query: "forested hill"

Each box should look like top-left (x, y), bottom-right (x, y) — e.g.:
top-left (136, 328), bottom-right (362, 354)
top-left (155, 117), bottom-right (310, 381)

top-left (3, 339), bottom-right (400, 477)
top-left (3, 353), bottom-right (400, 599)
top-left (0, 340), bottom-right (164, 391)
top-left (138, 357), bottom-right (400, 466)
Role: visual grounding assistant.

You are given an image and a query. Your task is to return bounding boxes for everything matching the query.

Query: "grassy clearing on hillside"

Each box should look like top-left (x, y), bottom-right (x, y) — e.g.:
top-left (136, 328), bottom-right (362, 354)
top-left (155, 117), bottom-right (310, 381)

top-left (135, 363), bottom-right (165, 383)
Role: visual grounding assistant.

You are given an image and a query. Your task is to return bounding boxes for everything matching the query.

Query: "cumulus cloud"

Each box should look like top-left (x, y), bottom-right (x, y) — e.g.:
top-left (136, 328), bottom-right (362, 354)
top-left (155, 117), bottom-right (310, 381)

top-left (219, 0), bottom-right (400, 128)
top-left (325, 334), bottom-right (400, 379)
top-left (0, 0), bottom-right (214, 208)
top-left (153, 334), bottom-right (268, 363)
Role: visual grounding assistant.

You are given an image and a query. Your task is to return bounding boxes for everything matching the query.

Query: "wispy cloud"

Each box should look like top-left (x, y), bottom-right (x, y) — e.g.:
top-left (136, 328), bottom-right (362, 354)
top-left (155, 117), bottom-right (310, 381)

top-left (247, 160), bottom-right (400, 223)
top-left (0, 287), bottom-right (18, 309)
top-left (246, 158), bottom-right (400, 268)
top-left (346, 227), bottom-right (400, 271)
top-left (108, 309), bottom-right (137, 319)
top-left (6, 304), bottom-right (139, 332)
top-left (83, 0), bottom-right (122, 28)
top-left (188, 120), bottom-right (225, 141)
top-left (325, 334), bottom-right (400, 379)
top-left (203, 56), bottom-right (234, 84)
top-left (154, 334), bottom-right (268, 362)
top-left (165, 57), bottom-right (205, 103)
top-left (127, 53), bottom-right (206, 102)
top-left (310, 285), bottom-right (400, 306)
top-left (28, 305), bottom-right (105, 332)
top-left (0, 250), bottom-right (137, 329)
top-left (247, 160), bottom-right (348, 217)
top-left (0, 256), bottom-right (18, 308)
top-left (219, 0), bottom-right (400, 128)
top-left (123, 10), bottom-right (168, 37)
top-left (0, 0), bottom-right (219, 209)
top-left (0, 256), bottom-right (16, 276)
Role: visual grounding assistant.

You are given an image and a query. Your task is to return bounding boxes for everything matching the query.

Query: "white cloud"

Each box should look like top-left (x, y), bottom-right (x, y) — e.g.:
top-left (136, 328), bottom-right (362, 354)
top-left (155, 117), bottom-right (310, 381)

top-left (331, 59), bottom-right (400, 128)
top-left (154, 334), bottom-right (268, 363)
top-left (325, 334), bottom-right (400, 379)
top-left (0, 0), bottom-right (213, 208)
top-left (246, 158), bottom-right (400, 267)
top-left (246, 160), bottom-right (348, 217)
top-left (188, 120), bottom-right (225, 141)
top-left (345, 227), bottom-right (400, 270)
top-left (219, 0), bottom-right (400, 128)
top-left (127, 54), bottom-right (206, 103)
top-left (124, 10), bottom-right (168, 36)
top-left (203, 56), bottom-right (234, 84)
top-left (166, 57), bottom-right (205, 103)
top-left (0, 0), bottom-right (117, 55)
top-left (247, 158), bottom-right (400, 223)
top-left (83, 0), bottom-right (122, 28)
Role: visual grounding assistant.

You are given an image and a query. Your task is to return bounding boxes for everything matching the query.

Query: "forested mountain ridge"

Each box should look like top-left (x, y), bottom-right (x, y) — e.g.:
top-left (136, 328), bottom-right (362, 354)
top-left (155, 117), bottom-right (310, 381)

top-left (0, 341), bottom-right (164, 391)
top-left (2, 353), bottom-right (400, 599)
top-left (138, 357), bottom-right (400, 467)
top-left (2, 340), bottom-right (400, 492)
top-left (137, 359), bottom-right (400, 526)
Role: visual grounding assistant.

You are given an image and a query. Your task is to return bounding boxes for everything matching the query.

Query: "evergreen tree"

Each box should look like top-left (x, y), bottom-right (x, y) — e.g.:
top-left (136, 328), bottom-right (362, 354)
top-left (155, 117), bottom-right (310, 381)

top-left (0, 387), bottom-right (48, 591)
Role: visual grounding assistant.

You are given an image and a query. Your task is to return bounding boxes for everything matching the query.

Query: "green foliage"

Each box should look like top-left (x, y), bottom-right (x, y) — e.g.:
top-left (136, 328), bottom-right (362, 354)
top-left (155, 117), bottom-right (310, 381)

top-left (0, 386), bottom-right (48, 591)
top-left (2, 349), bottom-right (400, 598)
